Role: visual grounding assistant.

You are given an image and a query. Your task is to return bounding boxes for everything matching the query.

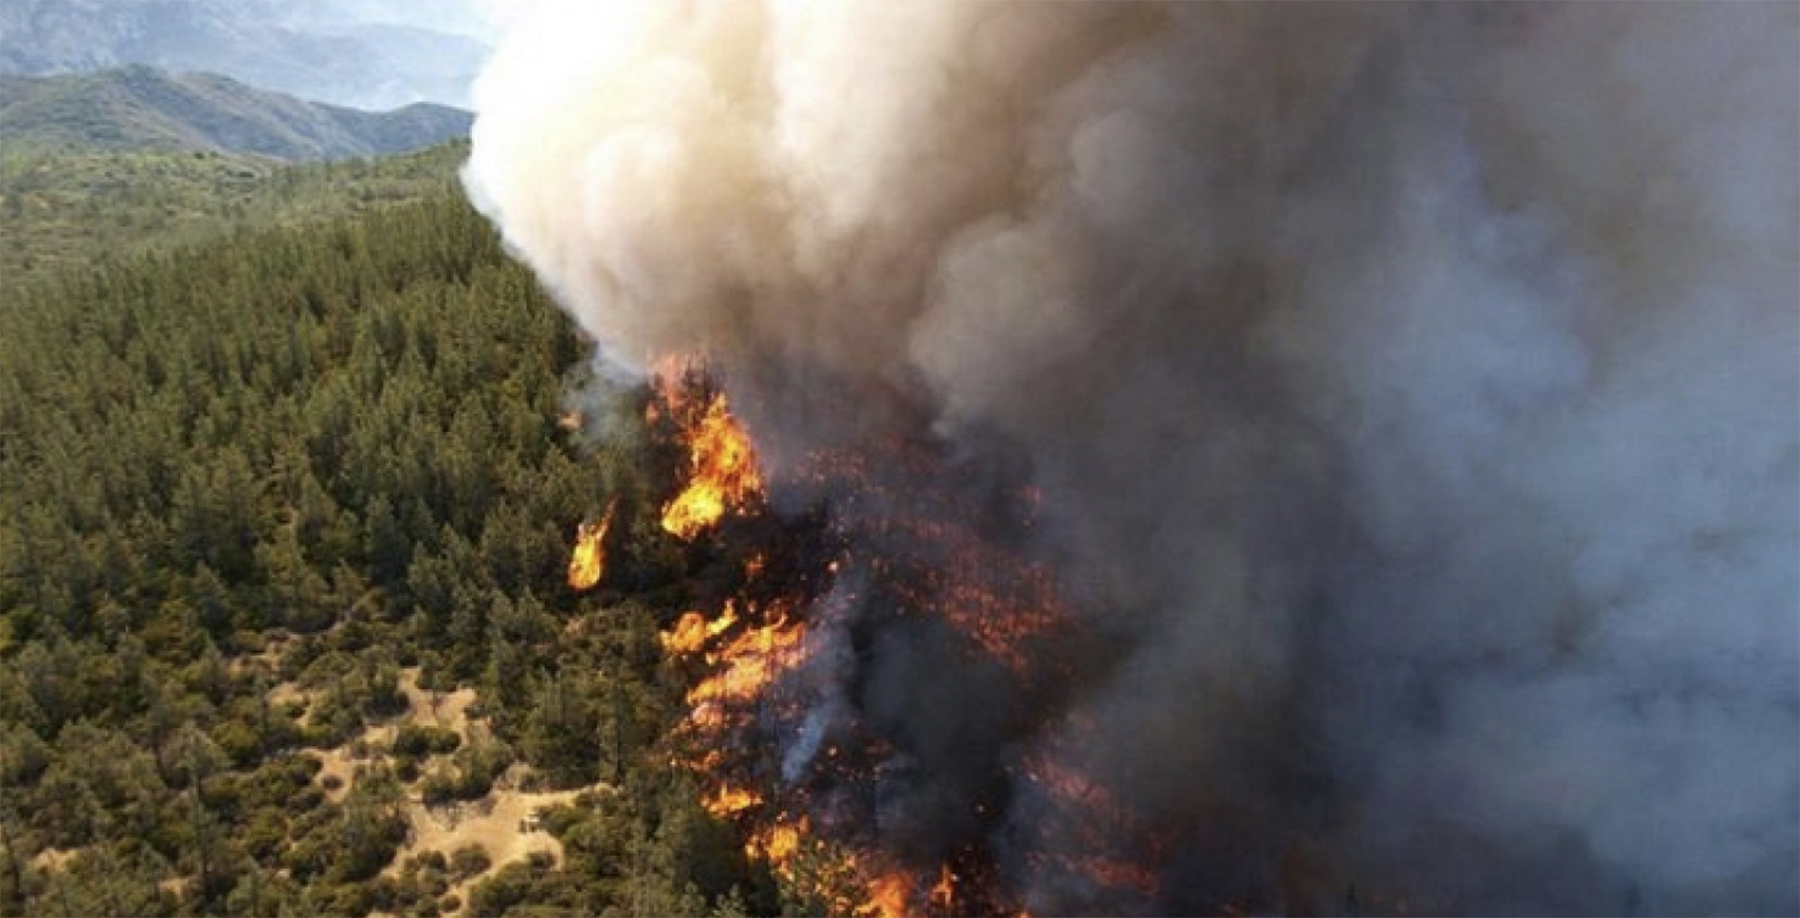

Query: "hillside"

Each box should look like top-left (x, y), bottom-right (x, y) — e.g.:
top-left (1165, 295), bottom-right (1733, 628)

top-left (0, 0), bottom-right (488, 110)
top-left (0, 187), bottom-right (778, 917)
top-left (0, 142), bottom-right (469, 300)
top-left (0, 66), bottom-right (471, 160)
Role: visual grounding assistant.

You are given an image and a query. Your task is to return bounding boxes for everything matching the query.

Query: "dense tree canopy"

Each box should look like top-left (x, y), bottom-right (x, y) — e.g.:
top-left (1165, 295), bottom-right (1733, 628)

top-left (0, 155), bottom-right (781, 917)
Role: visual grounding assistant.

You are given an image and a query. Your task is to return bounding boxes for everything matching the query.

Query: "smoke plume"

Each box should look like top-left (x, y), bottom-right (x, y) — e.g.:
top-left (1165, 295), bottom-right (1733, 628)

top-left (463, 3), bottom-right (1799, 914)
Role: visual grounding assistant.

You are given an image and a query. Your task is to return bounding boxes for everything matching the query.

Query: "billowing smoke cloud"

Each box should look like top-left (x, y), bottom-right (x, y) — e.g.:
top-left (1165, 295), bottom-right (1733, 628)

top-left (463, 3), bottom-right (1799, 914)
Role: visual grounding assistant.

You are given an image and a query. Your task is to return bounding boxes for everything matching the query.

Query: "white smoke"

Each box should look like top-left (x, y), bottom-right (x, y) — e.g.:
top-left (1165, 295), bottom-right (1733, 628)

top-left (464, 3), bottom-right (1799, 913)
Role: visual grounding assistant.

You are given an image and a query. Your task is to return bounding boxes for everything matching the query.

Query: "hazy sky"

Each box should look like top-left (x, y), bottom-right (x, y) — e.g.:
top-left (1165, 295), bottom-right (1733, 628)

top-left (281, 0), bottom-right (500, 44)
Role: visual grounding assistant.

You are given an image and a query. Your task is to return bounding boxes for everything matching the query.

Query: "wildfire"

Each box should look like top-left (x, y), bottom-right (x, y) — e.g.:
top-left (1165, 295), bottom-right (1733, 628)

top-left (702, 783), bottom-right (763, 817)
top-left (742, 818), bottom-right (918, 917)
top-left (746, 819), bottom-right (803, 864)
top-left (645, 367), bottom-right (1096, 917)
top-left (1013, 724), bottom-right (1166, 906)
top-left (864, 873), bottom-right (910, 918)
top-left (685, 610), bottom-right (806, 714)
top-left (660, 603), bottom-right (740, 655)
top-left (658, 386), bottom-right (764, 540)
top-left (930, 865), bottom-right (956, 910)
top-left (566, 500), bottom-right (616, 591)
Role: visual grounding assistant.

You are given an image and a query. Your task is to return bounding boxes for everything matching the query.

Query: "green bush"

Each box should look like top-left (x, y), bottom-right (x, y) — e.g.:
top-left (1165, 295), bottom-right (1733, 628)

top-left (449, 843), bottom-right (491, 880)
top-left (393, 724), bottom-right (461, 757)
top-left (243, 809), bottom-right (290, 859)
top-left (211, 718), bottom-right (263, 767)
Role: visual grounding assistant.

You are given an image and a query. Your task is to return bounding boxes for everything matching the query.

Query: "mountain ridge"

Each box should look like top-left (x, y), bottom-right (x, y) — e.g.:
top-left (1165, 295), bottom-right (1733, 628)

top-left (0, 0), bottom-right (489, 110)
top-left (0, 65), bottom-right (472, 161)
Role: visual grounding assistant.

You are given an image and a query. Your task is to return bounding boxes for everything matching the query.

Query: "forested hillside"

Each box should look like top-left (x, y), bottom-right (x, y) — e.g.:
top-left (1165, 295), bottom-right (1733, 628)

top-left (0, 185), bottom-right (784, 916)
top-left (1, 143), bottom-right (467, 302)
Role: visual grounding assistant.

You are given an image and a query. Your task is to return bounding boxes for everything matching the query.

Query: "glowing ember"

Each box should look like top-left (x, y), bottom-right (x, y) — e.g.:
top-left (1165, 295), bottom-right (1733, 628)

top-left (659, 388), bottom-right (764, 539)
top-left (566, 500), bottom-right (616, 591)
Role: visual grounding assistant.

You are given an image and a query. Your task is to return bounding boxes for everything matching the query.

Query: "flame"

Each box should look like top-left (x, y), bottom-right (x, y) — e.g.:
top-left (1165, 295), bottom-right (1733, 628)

top-left (747, 819), bottom-right (804, 865)
top-left (864, 873), bottom-right (910, 918)
top-left (660, 388), bottom-right (764, 539)
top-left (930, 865), bottom-right (955, 910)
top-left (566, 500), bottom-right (616, 591)
top-left (643, 372), bottom-right (1083, 916)
top-left (660, 602), bottom-right (741, 655)
top-left (686, 611), bottom-right (806, 716)
top-left (703, 783), bottom-right (763, 817)
top-left (744, 818), bottom-right (910, 918)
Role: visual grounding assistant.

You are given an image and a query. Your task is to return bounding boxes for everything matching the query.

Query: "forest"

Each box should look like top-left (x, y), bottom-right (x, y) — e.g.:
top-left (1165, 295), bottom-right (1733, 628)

top-left (0, 146), bottom-right (827, 917)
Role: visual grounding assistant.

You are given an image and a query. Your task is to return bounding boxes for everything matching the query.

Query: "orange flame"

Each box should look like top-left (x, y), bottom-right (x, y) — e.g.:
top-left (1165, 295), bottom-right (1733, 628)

top-left (659, 602), bottom-right (741, 655)
top-left (703, 783), bottom-right (763, 817)
top-left (746, 818), bottom-right (805, 866)
top-left (863, 873), bottom-right (910, 918)
top-left (661, 390), bottom-right (764, 539)
top-left (643, 374), bottom-right (1011, 917)
top-left (566, 500), bottom-right (616, 591)
top-left (686, 613), bottom-right (806, 715)
top-left (930, 864), bottom-right (955, 910)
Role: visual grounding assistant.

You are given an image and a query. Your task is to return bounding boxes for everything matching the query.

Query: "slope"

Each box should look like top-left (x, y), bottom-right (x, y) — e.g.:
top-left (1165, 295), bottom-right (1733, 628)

top-left (0, 185), bottom-right (771, 916)
top-left (0, 0), bottom-right (488, 110)
top-left (0, 65), bottom-right (471, 160)
top-left (0, 141), bottom-right (469, 300)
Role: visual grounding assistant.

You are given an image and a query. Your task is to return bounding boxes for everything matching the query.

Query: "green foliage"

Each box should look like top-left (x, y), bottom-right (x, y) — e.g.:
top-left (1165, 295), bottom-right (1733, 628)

top-left (393, 724), bottom-right (461, 758)
top-left (419, 739), bottom-right (513, 806)
top-left (448, 843), bottom-right (491, 881)
top-left (0, 142), bottom-right (469, 299)
top-left (0, 156), bottom-right (771, 916)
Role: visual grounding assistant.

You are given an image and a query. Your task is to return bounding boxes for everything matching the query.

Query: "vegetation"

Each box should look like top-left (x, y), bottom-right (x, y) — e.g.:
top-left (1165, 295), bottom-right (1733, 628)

top-left (0, 67), bottom-right (471, 160)
top-left (0, 142), bottom-right (470, 299)
top-left (0, 175), bottom-right (781, 915)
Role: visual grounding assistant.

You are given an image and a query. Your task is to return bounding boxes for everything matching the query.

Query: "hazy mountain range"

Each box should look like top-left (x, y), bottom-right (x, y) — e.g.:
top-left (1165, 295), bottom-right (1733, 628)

top-left (0, 65), bottom-right (471, 160)
top-left (0, 0), bottom-right (493, 110)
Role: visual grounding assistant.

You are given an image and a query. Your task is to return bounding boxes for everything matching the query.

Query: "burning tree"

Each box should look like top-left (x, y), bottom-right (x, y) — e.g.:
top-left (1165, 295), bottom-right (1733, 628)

top-left (553, 362), bottom-right (1166, 917)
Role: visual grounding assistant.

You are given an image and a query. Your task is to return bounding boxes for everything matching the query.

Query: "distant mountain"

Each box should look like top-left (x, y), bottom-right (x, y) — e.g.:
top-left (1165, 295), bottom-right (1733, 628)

top-left (0, 66), bottom-right (472, 161)
top-left (0, 0), bottom-right (491, 111)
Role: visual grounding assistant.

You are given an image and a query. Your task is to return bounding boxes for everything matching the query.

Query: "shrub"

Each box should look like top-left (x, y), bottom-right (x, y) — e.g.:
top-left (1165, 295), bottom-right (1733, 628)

top-left (449, 843), bottom-right (490, 880)
top-left (393, 724), bottom-right (460, 757)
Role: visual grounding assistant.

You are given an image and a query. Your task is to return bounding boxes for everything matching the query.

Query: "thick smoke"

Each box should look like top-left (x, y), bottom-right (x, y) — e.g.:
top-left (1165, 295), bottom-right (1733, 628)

top-left (463, 3), bottom-right (1799, 914)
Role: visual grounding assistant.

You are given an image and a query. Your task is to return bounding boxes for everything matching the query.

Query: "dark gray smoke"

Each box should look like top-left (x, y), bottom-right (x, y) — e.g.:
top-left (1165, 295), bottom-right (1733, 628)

top-left (463, 3), bottom-right (1799, 914)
